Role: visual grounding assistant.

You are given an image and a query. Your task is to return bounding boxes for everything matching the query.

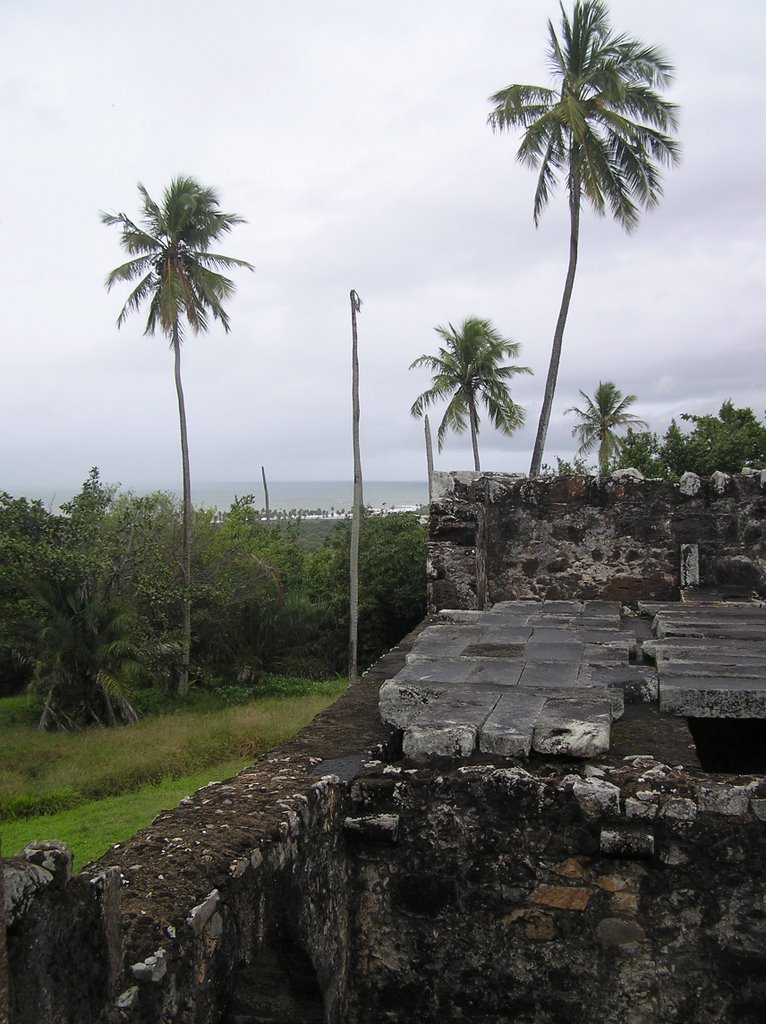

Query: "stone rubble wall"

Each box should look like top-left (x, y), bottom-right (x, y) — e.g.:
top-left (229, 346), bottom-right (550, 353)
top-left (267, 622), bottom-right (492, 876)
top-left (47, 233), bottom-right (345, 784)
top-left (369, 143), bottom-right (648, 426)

top-left (4, 755), bottom-right (766, 1023)
top-left (345, 758), bottom-right (766, 1024)
top-left (3, 764), bottom-right (352, 1024)
top-left (427, 470), bottom-right (766, 609)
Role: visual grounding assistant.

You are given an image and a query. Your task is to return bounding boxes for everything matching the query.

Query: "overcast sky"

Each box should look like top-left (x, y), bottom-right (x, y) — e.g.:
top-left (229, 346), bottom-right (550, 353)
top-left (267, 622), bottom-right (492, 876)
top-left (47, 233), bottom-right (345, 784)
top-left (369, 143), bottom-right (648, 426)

top-left (2, 0), bottom-right (764, 494)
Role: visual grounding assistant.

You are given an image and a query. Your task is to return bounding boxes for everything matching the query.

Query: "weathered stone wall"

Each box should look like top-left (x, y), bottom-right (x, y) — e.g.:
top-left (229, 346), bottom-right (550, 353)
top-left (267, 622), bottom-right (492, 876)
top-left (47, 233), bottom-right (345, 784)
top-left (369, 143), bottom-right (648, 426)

top-left (427, 470), bottom-right (766, 609)
top-left (345, 760), bottom-right (766, 1024)
top-left (5, 651), bottom-right (766, 1023)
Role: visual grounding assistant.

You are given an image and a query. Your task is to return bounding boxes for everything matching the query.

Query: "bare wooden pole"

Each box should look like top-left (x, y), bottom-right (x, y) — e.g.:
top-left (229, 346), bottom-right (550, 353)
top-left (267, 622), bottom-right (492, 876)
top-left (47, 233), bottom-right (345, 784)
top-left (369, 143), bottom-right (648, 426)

top-left (349, 289), bottom-right (363, 685)
top-left (424, 413), bottom-right (434, 504)
top-left (261, 465), bottom-right (271, 526)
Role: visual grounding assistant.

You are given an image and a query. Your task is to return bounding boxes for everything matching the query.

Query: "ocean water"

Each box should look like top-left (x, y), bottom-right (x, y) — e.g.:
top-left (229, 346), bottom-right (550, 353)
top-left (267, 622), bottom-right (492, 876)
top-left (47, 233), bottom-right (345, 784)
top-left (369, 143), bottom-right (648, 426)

top-left (192, 480), bottom-right (428, 514)
top-left (18, 480), bottom-right (429, 516)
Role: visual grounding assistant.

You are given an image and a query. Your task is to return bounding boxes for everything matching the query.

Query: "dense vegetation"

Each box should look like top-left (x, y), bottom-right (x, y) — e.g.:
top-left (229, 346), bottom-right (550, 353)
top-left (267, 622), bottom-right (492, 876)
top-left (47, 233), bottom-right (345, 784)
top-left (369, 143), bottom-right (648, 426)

top-left (615, 401), bottom-right (766, 479)
top-left (0, 471), bottom-right (427, 725)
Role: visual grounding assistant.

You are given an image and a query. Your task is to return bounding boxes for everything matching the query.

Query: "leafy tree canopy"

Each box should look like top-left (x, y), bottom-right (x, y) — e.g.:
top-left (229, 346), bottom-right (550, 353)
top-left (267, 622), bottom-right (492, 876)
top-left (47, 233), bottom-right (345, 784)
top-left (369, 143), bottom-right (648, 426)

top-left (617, 401), bottom-right (766, 479)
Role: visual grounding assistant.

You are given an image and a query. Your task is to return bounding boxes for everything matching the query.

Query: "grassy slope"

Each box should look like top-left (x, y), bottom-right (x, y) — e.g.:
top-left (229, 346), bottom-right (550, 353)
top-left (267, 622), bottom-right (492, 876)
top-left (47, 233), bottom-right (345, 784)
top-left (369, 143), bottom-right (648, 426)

top-left (0, 758), bottom-right (251, 867)
top-left (0, 684), bottom-right (344, 865)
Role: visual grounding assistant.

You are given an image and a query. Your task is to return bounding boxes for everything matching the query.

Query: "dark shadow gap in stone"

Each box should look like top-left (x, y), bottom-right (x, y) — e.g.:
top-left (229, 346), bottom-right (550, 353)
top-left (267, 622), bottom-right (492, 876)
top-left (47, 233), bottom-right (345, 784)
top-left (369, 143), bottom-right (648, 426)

top-left (688, 717), bottom-right (766, 773)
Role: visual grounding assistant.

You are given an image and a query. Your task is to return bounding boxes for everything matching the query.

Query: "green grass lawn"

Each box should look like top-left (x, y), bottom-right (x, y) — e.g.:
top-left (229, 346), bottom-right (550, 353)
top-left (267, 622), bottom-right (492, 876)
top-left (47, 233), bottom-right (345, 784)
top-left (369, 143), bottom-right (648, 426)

top-left (0, 681), bottom-right (345, 866)
top-left (0, 758), bottom-right (252, 867)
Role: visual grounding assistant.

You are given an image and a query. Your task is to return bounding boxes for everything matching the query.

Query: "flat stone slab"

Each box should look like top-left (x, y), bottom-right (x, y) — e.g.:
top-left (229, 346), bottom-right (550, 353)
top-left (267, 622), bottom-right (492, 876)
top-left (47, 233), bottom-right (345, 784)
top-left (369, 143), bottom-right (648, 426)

top-left (658, 660), bottom-right (766, 679)
top-left (518, 662), bottom-right (581, 687)
top-left (532, 699), bottom-right (612, 758)
top-left (643, 637), bottom-right (766, 661)
top-left (394, 659), bottom-right (476, 687)
top-left (479, 693), bottom-right (547, 758)
top-left (659, 675), bottom-right (766, 718)
top-left (583, 642), bottom-right (632, 665)
top-left (584, 665), bottom-right (659, 704)
top-left (530, 627), bottom-right (578, 642)
top-left (461, 641), bottom-right (528, 659)
top-left (379, 679), bottom-right (445, 728)
top-left (403, 692), bottom-right (500, 761)
top-left (517, 684), bottom-right (623, 719)
top-left (524, 642), bottom-right (585, 663)
top-left (657, 621), bottom-right (766, 641)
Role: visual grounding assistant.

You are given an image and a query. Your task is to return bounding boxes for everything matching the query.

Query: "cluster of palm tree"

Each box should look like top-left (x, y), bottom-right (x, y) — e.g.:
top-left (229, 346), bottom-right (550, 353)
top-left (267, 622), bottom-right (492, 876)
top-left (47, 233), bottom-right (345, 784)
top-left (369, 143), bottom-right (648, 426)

top-left (411, 1), bottom-right (678, 474)
top-left (93, 1), bottom-right (680, 698)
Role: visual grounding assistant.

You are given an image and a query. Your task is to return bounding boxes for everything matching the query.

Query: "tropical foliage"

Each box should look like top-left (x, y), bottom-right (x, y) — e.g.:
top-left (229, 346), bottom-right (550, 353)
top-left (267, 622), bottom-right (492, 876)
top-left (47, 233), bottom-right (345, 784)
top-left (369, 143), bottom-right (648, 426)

top-left (488, 0), bottom-right (679, 476)
top-left (0, 472), bottom-right (427, 726)
top-left (616, 402), bottom-right (766, 479)
top-left (102, 176), bottom-right (253, 694)
top-left (409, 317), bottom-right (530, 471)
top-left (565, 381), bottom-right (647, 475)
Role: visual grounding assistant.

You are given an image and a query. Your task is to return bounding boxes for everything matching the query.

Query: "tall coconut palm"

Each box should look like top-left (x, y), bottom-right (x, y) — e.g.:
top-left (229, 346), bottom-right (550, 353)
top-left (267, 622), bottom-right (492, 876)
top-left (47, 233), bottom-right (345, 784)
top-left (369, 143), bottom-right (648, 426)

top-left (488, 0), bottom-right (679, 477)
top-left (102, 177), bottom-right (252, 693)
top-left (410, 317), bottom-right (530, 472)
top-left (565, 380), bottom-right (648, 475)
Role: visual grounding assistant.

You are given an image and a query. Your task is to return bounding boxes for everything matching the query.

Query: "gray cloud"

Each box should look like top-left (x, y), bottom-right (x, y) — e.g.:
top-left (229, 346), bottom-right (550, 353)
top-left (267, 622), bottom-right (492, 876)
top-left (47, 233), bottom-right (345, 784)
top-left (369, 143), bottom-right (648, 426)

top-left (1, 0), bottom-right (764, 494)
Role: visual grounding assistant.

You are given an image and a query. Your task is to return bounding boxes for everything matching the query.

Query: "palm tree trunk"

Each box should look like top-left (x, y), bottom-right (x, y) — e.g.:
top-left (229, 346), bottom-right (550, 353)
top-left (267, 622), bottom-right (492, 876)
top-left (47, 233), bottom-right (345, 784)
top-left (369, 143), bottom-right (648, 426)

top-left (173, 321), bottom-right (192, 695)
top-left (468, 395), bottom-right (481, 471)
top-left (348, 290), bottom-right (363, 686)
top-left (529, 176), bottom-right (581, 477)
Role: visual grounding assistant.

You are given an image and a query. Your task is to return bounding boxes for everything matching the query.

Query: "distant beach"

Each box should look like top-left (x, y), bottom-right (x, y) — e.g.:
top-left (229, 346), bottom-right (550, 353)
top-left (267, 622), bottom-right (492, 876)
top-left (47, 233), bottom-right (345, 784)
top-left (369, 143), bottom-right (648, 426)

top-left (13, 480), bottom-right (429, 516)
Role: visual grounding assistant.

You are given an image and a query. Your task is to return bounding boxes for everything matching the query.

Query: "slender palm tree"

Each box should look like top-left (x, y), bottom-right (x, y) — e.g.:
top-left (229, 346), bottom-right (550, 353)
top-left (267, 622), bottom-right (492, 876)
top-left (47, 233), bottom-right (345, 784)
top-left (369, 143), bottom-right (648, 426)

top-left (488, 0), bottom-right (679, 477)
top-left (565, 380), bottom-right (648, 475)
top-left (410, 317), bottom-right (530, 471)
top-left (102, 176), bottom-right (252, 694)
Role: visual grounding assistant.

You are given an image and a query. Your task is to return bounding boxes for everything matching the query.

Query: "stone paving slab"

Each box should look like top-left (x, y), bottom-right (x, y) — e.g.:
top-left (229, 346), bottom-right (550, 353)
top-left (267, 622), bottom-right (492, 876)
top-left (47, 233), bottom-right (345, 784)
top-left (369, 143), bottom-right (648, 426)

top-left (643, 637), bottom-right (766, 660)
top-left (468, 662), bottom-right (525, 687)
top-left (378, 679), bottom-right (446, 728)
top-left (530, 627), bottom-right (578, 642)
top-left (523, 642), bottom-right (585, 662)
top-left (639, 601), bottom-right (765, 617)
top-left (576, 629), bottom-right (625, 643)
top-left (403, 692), bottom-right (501, 761)
top-left (657, 621), bottom-right (766, 641)
top-left (461, 640), bottom-right (529, 659)
top-left (583, 642), bottom-right (632, 665)
top-left (517, 684), bottom-right (623, 719)
top-left (583, 665), bottom-right (659, 704)
top-left (657, 659), bottom-right (766, 678)
top-left (659, 675), bottom-right (766, 718)
top-left (532, 699), bottom-right (612, 758)
top-left (394, 659), bottom-right (477, 687)
top-left (518, 662), bottom-right (581, 686)
top-left (479, 692), bottom-right (547, 758)
top-left (385, 599), bottom-right (766, 761)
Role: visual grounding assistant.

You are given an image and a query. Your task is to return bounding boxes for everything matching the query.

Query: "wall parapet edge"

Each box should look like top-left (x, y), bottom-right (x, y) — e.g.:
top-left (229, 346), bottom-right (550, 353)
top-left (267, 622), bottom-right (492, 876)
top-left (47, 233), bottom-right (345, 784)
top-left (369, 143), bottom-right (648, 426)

top-left (428, 471), bottom-right (766, 609)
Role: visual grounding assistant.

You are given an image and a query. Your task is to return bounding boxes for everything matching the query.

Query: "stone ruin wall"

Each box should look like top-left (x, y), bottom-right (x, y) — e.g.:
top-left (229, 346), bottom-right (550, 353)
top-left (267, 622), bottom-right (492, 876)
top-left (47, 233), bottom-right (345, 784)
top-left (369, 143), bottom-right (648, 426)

top-left (5, 751), bottom-right (766, 1024)
top-left (4, 470), bottom-right (766, 1024)
top-left (427, 470), bottom-right (766, 610)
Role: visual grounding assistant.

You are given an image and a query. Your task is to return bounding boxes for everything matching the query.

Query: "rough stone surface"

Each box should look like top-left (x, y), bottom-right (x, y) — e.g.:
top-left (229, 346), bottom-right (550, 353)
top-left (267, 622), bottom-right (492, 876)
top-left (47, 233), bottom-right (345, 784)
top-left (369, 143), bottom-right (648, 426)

top-left (428, 472), bottom-right (766, 607)
top-left (5, 607), bottom-right (766, 1024)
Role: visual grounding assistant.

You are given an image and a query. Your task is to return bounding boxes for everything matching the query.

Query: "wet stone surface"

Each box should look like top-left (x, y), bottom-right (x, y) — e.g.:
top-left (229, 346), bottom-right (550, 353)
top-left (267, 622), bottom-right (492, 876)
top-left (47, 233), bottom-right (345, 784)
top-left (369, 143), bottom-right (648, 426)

top-left (380, 599), bottom-right (766, 763)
